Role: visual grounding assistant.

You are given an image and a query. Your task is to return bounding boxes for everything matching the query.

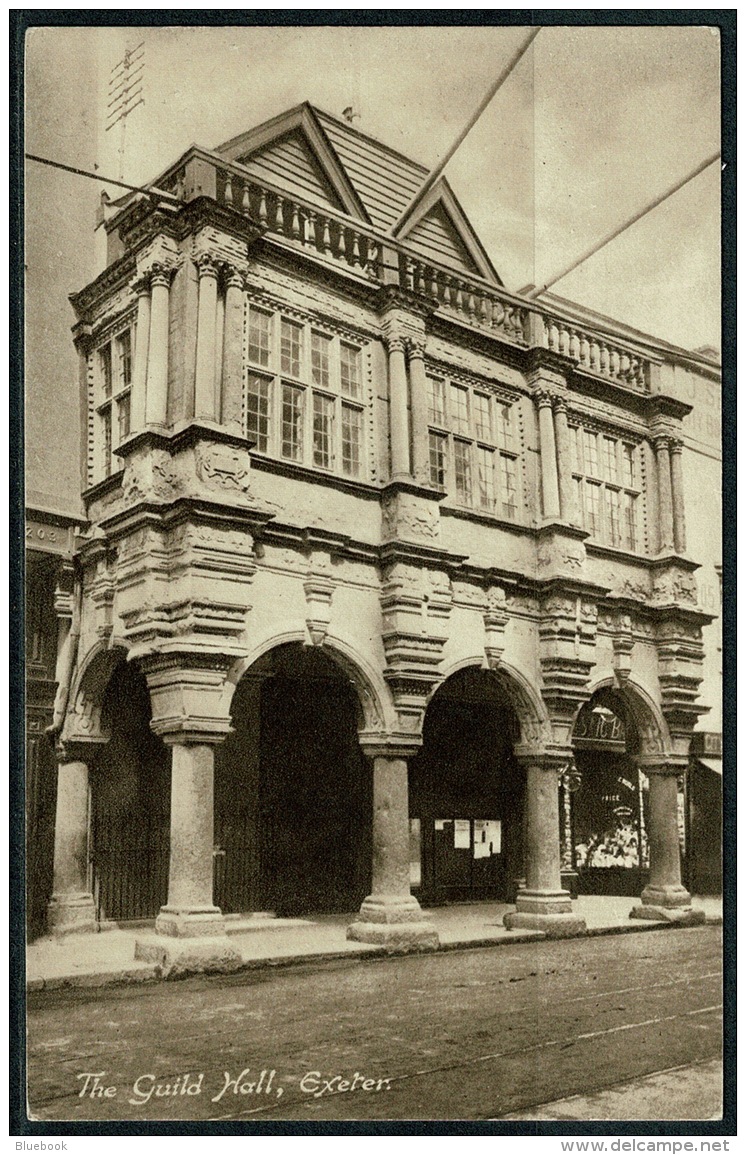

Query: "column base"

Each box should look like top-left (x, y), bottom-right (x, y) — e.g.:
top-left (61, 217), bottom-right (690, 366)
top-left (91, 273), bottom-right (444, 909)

top-left (46, 892), bottom-right (97, 936)
top-left (630, 886), bottom-right (706, 925)
top-left (154, 905), bottom-right (229, 938)
top-left (503, 889), bottom-right (586, 937)
top-left (347, 895), bottom-right (439, 950)
top-left (135, 934), bottom-right (243, 978)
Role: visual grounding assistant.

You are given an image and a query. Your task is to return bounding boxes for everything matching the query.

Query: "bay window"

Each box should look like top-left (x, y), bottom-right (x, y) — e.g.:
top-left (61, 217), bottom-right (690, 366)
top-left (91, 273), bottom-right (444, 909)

top-left (94, 324), bottom-right (134, 480)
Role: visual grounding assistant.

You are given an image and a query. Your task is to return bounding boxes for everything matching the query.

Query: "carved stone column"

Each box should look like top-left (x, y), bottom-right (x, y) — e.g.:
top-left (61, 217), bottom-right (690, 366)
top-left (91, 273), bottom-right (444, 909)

top-left (553, 395), bottom-right (578, 525)
top-left (387, 335), bottom-right (411, 480)
top-left (47, 746), bottom-right (97, 935)
top-left (194, 255), bottom-right (219, 421)
top-left (407, 338), bottom-right (430, 485)
top-left (348, 741), bottom-right (438, 949)
top-left (221, 267), bottom-right (246, 433)
top-left (655, 436), bottom-right (675, 552)
top-left (144, 266), bottom-right (172, 427)
top-left (136, 734), bottom-right (242, 975)
top-left (129, 276), bottom-right (151, 434)
top-left (537, 390), bottom-right (561, 521)
top-left (504, 758), bottom-right (586, 937)
top-left (670, 438), bottom-right (687, 554)
top-left (630, 763), bottom-right (705, 924)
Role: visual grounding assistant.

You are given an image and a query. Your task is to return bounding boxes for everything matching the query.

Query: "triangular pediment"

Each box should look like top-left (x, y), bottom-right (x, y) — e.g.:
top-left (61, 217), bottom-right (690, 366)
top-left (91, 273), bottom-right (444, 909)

top-left (218, 104), bottom-right (370, 223)
top-left (395, 180), bottom-right (501, 285)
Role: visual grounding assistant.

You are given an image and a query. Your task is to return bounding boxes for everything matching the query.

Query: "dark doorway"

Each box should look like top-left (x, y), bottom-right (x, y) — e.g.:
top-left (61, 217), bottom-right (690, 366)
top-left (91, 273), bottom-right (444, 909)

top-left (90, 661), bottom-right (170, 923)
top-left (217, 644), bottom-right (372, 917)
top-left (409, 668), bottom-right (524, 904)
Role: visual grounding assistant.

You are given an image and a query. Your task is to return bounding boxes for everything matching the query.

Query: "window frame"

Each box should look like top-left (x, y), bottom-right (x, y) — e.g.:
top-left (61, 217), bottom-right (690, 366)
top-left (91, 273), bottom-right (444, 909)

top-left (572, 423), bottom-right (643, 552)
top-left (425, 369), bottom-right (521, 520)
top-left (93, 322), bottom-right (135, 480)
top-left (244, 304), bottom-right (368, 482)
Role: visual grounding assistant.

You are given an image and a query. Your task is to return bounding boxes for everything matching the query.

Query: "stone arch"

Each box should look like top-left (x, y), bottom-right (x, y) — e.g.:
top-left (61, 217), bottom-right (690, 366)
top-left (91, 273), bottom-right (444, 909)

top-left (431, 655), bottom-right (549, 753)
top-left (224, 629), bottom-right (392, 734)
top-left (63, 640), bottom-right (131, 744)
top-left (579, 675), bottom-right (672, 761)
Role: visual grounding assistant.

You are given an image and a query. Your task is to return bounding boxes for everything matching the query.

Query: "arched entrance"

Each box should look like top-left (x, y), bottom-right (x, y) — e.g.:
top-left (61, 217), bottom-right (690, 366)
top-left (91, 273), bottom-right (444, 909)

top-left (90, 660), bottom-right (170, 922)
top-left (409, 667), bottom-right (524, 904)
top-left (216, 643), bottom-right (372, 916)
top-left (570, 688), bottom-right (654, 897)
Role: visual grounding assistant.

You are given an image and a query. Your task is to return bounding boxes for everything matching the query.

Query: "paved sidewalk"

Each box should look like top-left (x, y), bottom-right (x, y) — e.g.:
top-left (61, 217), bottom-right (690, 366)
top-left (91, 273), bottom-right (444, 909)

top-left (496, 1058), bottom-right (723, 1121)
top-left (25, 894), bottom-right (722, 991)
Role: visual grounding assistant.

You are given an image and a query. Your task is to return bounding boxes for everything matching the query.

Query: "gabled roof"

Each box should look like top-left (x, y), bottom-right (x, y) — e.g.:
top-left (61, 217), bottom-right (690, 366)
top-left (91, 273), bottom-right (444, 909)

top-left (218, 103), bottom-right (370, 223)
top-left (217, 102), bottom-right (502, 285)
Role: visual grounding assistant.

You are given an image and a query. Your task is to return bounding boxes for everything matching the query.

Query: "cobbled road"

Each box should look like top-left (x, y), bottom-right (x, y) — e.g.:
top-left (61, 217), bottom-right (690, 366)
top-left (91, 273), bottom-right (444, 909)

top-left (26, 924), bottom-right (722, 1122)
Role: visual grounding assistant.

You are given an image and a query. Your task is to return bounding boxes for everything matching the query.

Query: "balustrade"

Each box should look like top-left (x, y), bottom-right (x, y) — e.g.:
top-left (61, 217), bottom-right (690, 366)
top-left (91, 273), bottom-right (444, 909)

top-left (150, 154), bottom-right (652, 390)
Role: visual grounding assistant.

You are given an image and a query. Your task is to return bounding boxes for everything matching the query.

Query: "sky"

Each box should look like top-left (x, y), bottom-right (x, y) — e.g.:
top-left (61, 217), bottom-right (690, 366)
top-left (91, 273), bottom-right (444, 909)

top-left (24, 23), bottom-right (722, 502)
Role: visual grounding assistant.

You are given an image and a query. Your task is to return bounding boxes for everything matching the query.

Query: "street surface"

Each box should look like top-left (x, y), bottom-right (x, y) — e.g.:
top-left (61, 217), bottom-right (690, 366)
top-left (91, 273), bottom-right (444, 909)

top-left (26, 924), bottom-right (722, 1122)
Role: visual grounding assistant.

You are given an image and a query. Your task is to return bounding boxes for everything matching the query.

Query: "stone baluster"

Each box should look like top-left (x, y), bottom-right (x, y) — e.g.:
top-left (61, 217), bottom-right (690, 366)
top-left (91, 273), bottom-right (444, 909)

top-left (347, 744), bottom-right (438, 948)
top-left (223, 172), bottom-right (233, 207)
top-left (291, 204), bottom-right (301, 241)
top-left (655, 435), bottom-right (675, 552)
top-left (194, 254), bottom-right (219, 421)
top-left (304, 209), bottom-right (317, 249)
top-left (258, 188), bottom-right (268, 227)
top-left (670, 438), bottom-right (687, 554)
top-left (352, 232), bottom-right (361, 268)
top-left (442, 276), bottom-right (452, 306)
top-left (47, 746), bottom-right (97, 934)
top-left (242, 182), bottom-right (251, 217)
top-left (537, 389), bottom-right (561, 521)
top-left (274, 194), bottom-right (285, 233)
top-left (144, 264), bottom-right (172, 427)
top-left (129, 276), bottom-right (151, 434)
top-left (630, 764), bottom-right (703, 924)
top-left (322, 216), bottom-right (332, 257)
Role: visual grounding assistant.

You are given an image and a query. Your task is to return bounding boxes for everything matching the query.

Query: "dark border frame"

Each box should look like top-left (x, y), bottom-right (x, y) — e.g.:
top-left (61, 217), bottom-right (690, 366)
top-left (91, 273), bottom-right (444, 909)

top-left (10, 8), bottom-right (736, 1139)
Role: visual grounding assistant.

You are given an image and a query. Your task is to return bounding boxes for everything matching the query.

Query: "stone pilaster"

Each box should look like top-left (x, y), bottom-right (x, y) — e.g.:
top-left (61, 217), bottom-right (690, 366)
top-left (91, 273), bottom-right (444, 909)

top-left (194, 254), bottom-right (219, 421)
top-left (537, 389), bottom-right (561, 521)
top-left (655, 435), bottom-right (675, 553)
top-left (347, 740), bottom-right (438, 950)
top-left (407, 337), bottom-right (430, 485)
top-left (670, 438), bottom-right (687, 555)
top-left (504, 757), bottom-right (586, 937)
top-left (129, 276), bottom-right (151, 434)
top-left (145, 265), bottom-right (173, 428)
top-left (630, 762), bottom-right (704, 925)
top-left (553, 394), bottom-right (578, 525)
top-left (47, 744), bottom-right (97, 935)
top-left (221, 267), bottom-right (246, 432)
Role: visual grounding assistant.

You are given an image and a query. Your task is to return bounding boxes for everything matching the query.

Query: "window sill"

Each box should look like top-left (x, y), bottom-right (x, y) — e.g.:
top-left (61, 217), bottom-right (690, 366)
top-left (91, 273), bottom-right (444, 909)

top-left (439, 503), bottom-right (527, 534)
top-left (249, 453), bottom-right (380, 499)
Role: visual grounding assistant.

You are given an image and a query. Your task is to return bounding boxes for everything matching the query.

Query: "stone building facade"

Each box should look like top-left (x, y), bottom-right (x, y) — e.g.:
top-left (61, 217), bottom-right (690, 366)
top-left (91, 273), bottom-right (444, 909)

top-left (42, 103), bottom-right (718, 970)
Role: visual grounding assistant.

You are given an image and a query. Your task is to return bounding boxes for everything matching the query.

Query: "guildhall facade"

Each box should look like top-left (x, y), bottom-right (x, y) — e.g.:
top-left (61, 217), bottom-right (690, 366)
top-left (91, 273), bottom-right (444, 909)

top-left (38, 103), bottom-right (720, 971)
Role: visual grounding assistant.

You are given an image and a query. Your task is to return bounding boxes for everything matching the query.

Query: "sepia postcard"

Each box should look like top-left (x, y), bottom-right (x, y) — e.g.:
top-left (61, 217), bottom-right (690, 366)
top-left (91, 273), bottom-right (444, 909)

top-left (15, 14), bottom-right (732, 1139)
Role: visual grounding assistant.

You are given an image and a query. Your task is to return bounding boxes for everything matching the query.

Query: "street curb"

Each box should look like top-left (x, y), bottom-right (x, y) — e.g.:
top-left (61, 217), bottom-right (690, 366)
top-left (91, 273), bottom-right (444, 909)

top-left (26, 915), bottom-right (720, 993)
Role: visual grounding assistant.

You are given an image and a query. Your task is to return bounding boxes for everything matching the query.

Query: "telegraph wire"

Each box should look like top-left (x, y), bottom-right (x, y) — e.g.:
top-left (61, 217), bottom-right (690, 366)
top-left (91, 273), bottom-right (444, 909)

top-left (24, 153), bottom-right (181, 205)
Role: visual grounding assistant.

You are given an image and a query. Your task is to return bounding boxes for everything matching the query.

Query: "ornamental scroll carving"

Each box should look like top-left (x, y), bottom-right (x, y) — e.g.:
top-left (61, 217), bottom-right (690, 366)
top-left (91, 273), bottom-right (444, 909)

top-left (195, 444), bottom-right (251, 493)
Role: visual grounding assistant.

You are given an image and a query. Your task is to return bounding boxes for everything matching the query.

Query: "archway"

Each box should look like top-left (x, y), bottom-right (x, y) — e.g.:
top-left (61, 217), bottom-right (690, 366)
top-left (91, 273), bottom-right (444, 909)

top-left (89, 659), bottom-right (170, 922)
top-left (570, 686), bottom-right (663, 897)
top-left (216, 642), bottom-right (372, 916)
top-left (409, 667), bottom-right (524, 904)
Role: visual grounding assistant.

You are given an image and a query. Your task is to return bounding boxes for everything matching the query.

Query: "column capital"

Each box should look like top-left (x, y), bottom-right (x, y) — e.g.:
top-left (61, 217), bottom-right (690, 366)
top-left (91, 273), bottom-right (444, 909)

top-left (150, 261), bottom-right (176, 289)
top-left (406, 336), bottom-right (426, 360)
top-left (637, 759), bottom-right (684, 777)
top-left (653, 432), bottom-right (673, 452)
top-left (669, 437), bottom-right (684, 456)
top-left (357, 732), bottom-right (422, 760)
top-left (385, 332), bottom-right (407, 355)
top-left (130, 273), bottom-right (153, 297)
top-left (552, 392), bottom-right (569, 415)
top-left (222, 264), bottom-right (247, 292)
top-left (194, 252), bottom-right (220, 279)
top-left (535, 386), bottom-right (557, 409)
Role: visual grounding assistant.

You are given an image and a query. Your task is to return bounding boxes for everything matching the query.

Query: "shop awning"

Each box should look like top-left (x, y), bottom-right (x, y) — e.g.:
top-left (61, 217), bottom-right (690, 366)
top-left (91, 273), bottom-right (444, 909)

top-left (694, 757), bottom-right (722, 776)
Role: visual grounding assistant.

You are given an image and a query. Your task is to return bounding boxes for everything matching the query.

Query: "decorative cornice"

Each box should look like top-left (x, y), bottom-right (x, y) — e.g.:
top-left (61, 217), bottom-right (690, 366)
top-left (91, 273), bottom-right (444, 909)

top-left (373, 283), bottom-right (438, 319)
